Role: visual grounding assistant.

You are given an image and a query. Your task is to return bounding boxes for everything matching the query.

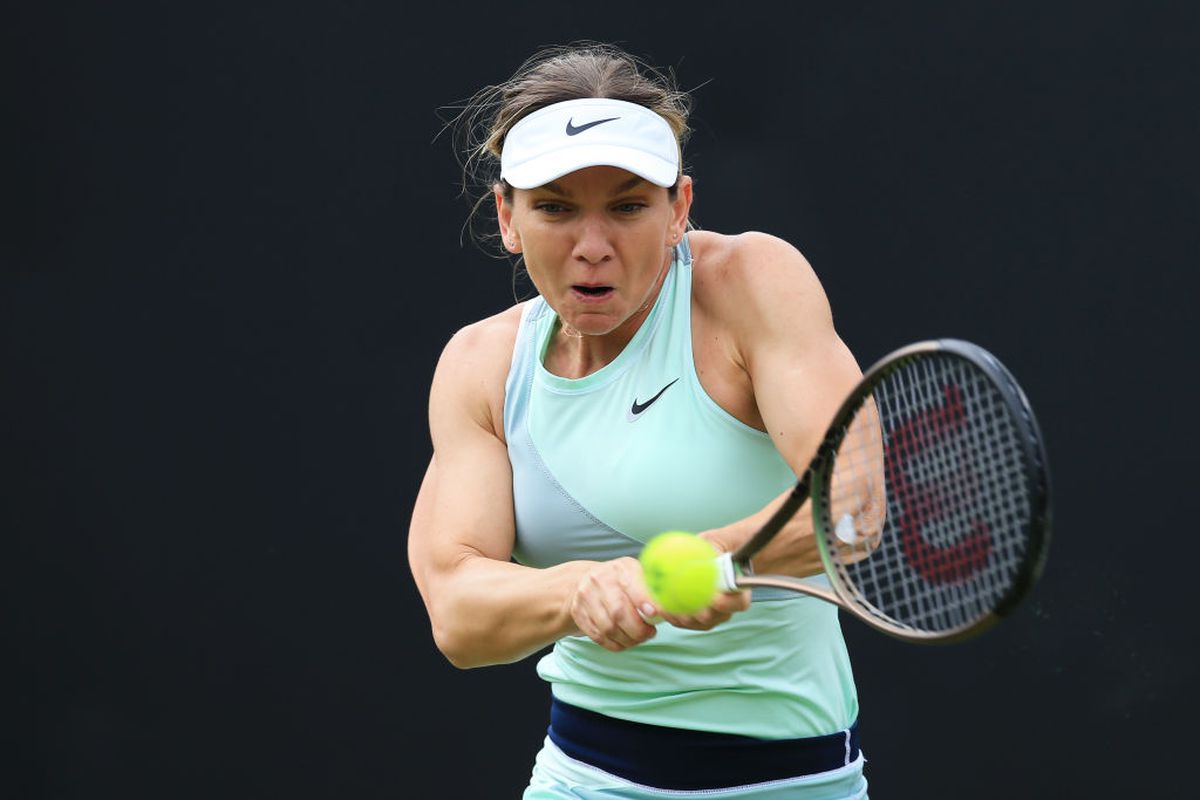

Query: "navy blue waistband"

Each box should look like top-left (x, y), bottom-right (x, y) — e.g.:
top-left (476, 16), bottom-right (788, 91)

top-left (548, 698), bottom-right (860, 790)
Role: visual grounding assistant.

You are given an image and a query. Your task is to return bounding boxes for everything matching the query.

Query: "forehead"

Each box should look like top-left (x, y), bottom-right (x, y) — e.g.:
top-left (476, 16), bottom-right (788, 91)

top-left (523, 166), bottom-right (654, 197)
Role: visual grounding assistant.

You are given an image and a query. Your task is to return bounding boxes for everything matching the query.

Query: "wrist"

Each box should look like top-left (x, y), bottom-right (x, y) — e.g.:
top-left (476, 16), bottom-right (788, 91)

top-left (698, 522), bottom-right (746, 556)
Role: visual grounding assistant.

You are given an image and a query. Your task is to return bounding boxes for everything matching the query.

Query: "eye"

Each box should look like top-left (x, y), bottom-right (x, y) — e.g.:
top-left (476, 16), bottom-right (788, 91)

top-left (534, 201), bottom-right (569, 214)
top-left (614, 202), bottom-right (647, 214)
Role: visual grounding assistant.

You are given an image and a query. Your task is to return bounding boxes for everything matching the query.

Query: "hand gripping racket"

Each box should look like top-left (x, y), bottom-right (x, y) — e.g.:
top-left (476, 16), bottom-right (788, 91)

top-left (711, 339), bottom-right (1051, 643)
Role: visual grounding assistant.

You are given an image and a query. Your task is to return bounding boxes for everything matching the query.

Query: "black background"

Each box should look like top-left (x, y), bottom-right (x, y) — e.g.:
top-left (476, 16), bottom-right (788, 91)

top-left (7, 1), bottom-right (1198, 797)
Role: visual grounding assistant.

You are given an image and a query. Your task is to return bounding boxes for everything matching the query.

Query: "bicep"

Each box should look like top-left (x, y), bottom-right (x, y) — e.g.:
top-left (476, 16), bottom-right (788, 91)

top-left (407, 329), bottom-right (518, 607)
top-left (408, 431), bottom-right (517, 605)
top-left (732, 237), bottom-right (863, 473)
top-left (751, 331), bottom-right (861, 474)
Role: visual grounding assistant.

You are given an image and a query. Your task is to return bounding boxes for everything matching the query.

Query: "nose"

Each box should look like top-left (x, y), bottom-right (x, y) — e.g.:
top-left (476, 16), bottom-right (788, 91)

top-left (571, 214), bottom-right (615, 266)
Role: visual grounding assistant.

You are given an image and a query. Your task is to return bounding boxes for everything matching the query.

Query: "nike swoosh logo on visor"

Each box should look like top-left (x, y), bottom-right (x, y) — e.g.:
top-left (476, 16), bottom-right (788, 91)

top-left (628, 378), bottom-right (679, 421)
top-left (565, 116), bottom-right (620, 136)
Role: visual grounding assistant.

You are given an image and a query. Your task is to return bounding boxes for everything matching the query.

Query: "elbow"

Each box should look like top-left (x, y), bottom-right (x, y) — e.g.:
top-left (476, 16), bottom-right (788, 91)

top-left (431, 619), bottom-right (527, 670)
top-left (419, 578), bottom-right (489, 669)
top-left (436, 640), bottom-right (504, 671)
top-left (430, 619), bottom-right (492, 670)
top-left (431, 621), bottom-right (473, 669)
top-left (439, 642), bottom-right (484, 670)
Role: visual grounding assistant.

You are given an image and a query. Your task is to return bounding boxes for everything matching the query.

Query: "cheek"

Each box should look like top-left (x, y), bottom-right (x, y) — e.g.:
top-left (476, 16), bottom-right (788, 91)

top-left (517, 246), bottom-right (563, 295)
top-left (518, 229), bottom-right (572, 269)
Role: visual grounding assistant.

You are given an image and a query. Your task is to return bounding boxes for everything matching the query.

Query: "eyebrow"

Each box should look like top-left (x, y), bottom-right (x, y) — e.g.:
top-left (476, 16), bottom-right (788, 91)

top-left (613, 176), bottom-right (647, 194)
top-left (538, 175), bottom-right (647, 197)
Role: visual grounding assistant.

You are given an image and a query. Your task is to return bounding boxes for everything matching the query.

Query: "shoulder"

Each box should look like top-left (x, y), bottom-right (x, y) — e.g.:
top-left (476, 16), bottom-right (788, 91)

top-left (429, 302), bottom-right (528, 441)
top-left (689, 230), bottom-right (833, 337)
top-left (436, 302), bottom-right (526, 374)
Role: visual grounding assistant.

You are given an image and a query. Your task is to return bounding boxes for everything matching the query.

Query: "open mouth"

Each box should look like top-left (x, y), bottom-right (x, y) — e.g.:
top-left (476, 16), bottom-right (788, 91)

top-left (572, 285), bottom-right (614, 300)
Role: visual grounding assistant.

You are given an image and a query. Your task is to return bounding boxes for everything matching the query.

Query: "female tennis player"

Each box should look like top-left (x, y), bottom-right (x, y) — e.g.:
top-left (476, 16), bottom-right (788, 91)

top-left (408, 43), bottom-right (869, 799)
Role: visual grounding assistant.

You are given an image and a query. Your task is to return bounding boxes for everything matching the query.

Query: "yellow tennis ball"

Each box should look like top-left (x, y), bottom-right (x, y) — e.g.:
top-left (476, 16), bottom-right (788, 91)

top-left (639, 531), bottom-right (719, 615)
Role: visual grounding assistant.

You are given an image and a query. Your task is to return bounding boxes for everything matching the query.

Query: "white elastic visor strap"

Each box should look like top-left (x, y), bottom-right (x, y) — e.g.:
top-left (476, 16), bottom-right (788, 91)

top-left (499, 98), bottom-right (679, 189)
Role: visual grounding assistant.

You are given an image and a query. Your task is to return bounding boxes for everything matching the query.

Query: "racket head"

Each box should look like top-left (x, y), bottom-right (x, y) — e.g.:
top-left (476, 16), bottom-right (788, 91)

top-left (811, 339), bottom-right (1051, 643)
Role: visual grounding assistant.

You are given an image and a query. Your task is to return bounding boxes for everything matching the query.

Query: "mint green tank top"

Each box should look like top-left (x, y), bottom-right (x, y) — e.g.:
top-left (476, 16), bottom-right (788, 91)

top-left (503, 236), bottom-right (858, 739)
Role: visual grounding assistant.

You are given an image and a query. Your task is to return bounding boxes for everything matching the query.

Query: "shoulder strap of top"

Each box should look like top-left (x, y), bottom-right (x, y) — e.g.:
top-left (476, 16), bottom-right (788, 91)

top-left (503, 298), bottom-right (547, 442)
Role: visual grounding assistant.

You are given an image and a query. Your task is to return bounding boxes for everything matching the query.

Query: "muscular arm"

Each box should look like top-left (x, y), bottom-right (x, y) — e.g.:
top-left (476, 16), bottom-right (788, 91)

top-left (407, 315), bottom-right (658, 668)
top-left (695, 233), bottom-right (865, 576)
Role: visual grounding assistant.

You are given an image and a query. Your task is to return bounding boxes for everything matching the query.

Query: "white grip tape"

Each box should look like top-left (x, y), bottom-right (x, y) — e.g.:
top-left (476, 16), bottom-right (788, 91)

top-left (715, 551), bottom-right (738, 593)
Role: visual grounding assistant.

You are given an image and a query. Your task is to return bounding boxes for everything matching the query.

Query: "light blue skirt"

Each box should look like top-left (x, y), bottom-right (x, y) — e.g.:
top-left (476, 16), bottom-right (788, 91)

top-left (524, 737), bottom-right (868, 800)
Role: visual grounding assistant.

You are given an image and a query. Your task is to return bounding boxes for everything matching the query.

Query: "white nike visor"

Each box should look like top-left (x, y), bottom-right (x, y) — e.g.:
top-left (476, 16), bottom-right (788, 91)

top-left (500, 98), bottom-right (680, 190)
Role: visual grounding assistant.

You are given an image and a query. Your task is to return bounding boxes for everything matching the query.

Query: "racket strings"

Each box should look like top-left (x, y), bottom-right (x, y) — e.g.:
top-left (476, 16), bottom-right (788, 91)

top-left (824, 354), bottom-right (1033, 634)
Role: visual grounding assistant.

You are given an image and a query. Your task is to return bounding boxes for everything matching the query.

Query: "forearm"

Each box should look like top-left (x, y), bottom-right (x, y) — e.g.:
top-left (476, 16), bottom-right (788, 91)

top-left (700, 488), bottom-right (824, 579)
top-left (426, 555), bottom-right (595, 669)
top-left (701, 446), bottom-right (884, 577)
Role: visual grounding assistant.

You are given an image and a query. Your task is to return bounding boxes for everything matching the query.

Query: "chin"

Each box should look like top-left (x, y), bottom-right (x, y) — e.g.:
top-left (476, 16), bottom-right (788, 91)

top-left (564, 313), bottom-right (622, 337)
top-left (568, 320), bottom-right (616, 337)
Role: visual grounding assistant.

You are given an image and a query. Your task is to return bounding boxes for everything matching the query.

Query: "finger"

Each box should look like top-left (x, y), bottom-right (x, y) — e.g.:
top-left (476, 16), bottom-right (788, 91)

top-left (578, 607), bottom-right (632, 651)
top-left (572, 580), bottom-right (623, 648)
top-left (591, 605), bottom-right (655, 651)
top-left (663, 610), bottom-right (728, 631)
top-left (660, 590), bottom-right (751, 630)
top-left (595, 573), bottom-right (658, 648)
top-left (616, 557), bottom-right (662, 622)
top-left (583, 583), bottom-right (657, 651)
top-left (611, 600), bottom-right (658, 646)
top-left (710, 589), bottom-right (751, 614)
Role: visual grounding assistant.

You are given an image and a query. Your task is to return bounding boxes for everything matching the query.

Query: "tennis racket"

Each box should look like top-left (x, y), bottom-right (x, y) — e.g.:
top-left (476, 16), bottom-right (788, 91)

top-left (707, 338), bottom-right (1051, 643)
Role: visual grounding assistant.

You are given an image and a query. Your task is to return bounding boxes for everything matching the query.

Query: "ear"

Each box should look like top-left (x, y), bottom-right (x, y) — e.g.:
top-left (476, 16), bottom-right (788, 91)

top-left (495, 185), bottom-right (520, 253)
top-left (669, 175), bottom-right (694, 241)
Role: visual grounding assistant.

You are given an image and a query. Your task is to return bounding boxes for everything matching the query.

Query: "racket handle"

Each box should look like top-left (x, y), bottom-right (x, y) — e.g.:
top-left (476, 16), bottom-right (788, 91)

top-left (715, 551), bottom-right (739, 593)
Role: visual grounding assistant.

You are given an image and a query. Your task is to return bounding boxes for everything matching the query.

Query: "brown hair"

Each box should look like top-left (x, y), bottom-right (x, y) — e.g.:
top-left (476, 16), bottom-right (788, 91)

top-left (444, 41), bottom-right (693, 256)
